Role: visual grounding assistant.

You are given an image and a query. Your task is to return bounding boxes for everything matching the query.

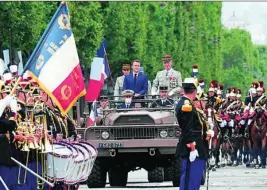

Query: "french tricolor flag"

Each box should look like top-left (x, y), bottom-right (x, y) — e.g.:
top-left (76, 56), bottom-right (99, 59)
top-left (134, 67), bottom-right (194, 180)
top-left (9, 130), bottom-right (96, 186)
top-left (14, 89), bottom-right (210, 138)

top-left (85, 39), bottom-right (110, 102)
top-left (87, 101), bottom-right (98, 127)
top-left (22, 3), bottom-right (86, 115)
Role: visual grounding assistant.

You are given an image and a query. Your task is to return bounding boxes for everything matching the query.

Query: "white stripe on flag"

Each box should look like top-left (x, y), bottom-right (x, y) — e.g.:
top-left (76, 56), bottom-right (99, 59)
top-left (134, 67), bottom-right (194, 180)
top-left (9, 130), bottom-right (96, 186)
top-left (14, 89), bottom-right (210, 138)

top-left (38, 34), bottom-right (79, 92)
top-left (90, 57), bottom-right (104, 81)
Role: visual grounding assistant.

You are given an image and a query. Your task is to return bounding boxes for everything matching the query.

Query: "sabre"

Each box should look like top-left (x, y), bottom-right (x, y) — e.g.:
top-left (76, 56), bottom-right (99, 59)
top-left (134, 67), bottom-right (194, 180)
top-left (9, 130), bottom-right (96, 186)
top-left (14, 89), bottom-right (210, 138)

top-left (0, 176), bottom-right (9, 190)
top-left (11, 157), bottom-right (54, 188)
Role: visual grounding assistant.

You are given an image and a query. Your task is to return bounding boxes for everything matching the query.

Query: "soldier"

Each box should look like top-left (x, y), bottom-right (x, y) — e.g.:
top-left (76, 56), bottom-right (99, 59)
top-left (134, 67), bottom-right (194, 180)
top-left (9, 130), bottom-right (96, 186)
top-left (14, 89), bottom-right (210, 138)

top-left (175, 77), bottom-right (213, 190)
top-left (205, 80), bottom-right (222, 112)
top-left (118, 90), bottom-right (135, 109)
top-left (151, 54), bottom-right (182, 99)
top-left (150, 85), bottom-right (174, 108)
top-left (255, 81), bottom-right (266, 106)
top-left (96, 95), bottom-right (109, 125)
top-left (114, 62), bottom-right (131, 101)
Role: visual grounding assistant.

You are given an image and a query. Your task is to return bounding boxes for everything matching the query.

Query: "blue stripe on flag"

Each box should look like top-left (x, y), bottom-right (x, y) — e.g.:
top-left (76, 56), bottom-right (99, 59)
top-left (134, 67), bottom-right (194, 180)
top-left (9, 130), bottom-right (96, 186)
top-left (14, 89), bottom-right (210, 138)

top-left (24, 3), bottom-right (73, 77)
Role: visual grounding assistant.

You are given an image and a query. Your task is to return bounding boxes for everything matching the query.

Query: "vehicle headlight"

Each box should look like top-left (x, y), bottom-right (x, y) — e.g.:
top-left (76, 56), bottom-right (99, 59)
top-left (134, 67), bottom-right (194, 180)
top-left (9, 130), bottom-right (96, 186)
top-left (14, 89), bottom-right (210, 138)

top-left (175, 130), bottom-right (181, 137)
top-left (101, 131), bottom-right (109, 139)
top-left (160, 130), bottom-right (168, 138)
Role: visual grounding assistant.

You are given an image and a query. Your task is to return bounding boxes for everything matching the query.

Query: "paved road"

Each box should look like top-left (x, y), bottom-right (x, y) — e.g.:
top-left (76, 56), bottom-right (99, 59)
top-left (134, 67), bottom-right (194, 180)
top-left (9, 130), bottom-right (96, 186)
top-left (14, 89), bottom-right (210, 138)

top-left (79, 165), bottom-right (267, 189)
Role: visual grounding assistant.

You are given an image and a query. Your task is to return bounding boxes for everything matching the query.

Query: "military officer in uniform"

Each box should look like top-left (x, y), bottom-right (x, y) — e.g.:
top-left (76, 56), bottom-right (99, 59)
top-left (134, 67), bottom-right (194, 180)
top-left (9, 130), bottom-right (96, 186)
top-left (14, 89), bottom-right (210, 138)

top-left (96, 95), bottom-right (109, 125)
top-left (176, 77), bottom-right (214, 190)
top-left (118, 90), bottom-right (135, 109)
top-left (114, 62), bottom-right (131, 101)
top-left (150, 85), bottom-right (174, 108)
top-left (151, 54), bottom-right (182, 99)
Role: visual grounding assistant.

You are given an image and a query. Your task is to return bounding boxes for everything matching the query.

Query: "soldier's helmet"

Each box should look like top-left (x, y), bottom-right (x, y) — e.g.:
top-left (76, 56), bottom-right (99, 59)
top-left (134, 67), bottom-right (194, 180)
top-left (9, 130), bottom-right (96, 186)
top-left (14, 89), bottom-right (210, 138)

top-left (229, 87), bottom-right (237, 97)
top-left (257, 81), bottom-right (265, 93)
top-left (209, 80), bottom-right (219, 92)
top-left (217, 84), bottom-right (224, 96)
top-left (122, 89), bottom-right (134, 97)
top-left (236, 88), bottom-right (242, 98)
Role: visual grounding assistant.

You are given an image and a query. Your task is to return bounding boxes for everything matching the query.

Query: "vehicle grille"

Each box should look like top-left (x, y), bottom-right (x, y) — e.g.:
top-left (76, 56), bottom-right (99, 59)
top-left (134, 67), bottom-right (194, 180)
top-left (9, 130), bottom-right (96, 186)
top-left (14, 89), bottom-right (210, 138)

top-left (111, 127), bottom-right (157, 140)
top-left (114, 115), bottom-right (155, 125)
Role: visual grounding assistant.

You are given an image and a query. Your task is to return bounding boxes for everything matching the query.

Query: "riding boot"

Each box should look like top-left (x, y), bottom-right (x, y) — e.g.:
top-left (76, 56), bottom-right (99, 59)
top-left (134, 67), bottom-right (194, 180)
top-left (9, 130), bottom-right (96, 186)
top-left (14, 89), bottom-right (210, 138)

top-left (260, 148), bottom-right (266, 168)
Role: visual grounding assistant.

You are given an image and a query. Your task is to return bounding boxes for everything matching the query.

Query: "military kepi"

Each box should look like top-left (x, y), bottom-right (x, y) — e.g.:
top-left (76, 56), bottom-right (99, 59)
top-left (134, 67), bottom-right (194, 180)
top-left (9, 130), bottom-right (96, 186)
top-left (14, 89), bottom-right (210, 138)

top-left (159, 86), bottom-right (168, 91)
top-left (182, 77), bottom-right (198, 89)
top-left (162, 54), bottom-right (172, 62)
top-left (122, 89), bottom-right (134, 96)
top-left (122, 62), bottom-right (131, 70)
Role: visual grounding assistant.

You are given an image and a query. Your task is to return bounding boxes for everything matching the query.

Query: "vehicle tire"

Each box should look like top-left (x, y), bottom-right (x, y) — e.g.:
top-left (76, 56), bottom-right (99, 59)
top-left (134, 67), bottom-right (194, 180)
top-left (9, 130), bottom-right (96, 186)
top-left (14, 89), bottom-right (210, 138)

top-left (148, 167), bottom-right (164, 182)
top-left (108, 167), bottom-right (128, 187)
top-left (171, 157), bottom-right (181, 187)
top-left (164, 167), bottom-right (172, 181)
top-left (201, 167), bottom-right (207, 185)
top-left (87, 159), bottom-right (107, 188)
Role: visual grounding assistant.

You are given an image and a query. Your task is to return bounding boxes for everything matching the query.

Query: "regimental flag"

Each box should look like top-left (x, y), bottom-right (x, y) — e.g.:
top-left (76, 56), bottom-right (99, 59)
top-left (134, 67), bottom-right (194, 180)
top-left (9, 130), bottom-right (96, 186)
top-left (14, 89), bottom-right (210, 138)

top-left (85, 39), bottom-right (110, 102)
top-left (23, 2), bottom-right (86, 115)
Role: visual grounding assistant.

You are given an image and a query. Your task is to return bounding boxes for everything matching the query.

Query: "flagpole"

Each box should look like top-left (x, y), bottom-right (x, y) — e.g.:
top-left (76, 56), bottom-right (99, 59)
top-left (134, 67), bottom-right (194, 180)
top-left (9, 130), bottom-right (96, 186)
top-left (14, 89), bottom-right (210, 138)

top-left (103, 41), bottom-right (114, 87)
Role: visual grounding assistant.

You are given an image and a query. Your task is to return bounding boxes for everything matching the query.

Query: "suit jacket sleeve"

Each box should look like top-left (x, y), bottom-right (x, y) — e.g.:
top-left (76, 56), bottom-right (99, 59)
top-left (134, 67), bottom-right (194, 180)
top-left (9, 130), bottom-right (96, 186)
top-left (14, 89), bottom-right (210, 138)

top-left (122, 75), bottom-right (128, 91)
top-left (139, 75), bottom-right (148, 95)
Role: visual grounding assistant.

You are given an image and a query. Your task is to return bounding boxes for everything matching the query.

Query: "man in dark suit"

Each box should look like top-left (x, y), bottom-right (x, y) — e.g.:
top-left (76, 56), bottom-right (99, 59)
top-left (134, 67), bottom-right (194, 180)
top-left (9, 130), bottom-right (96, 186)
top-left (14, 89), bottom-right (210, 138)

top-left (151, 85), bottom-right (174, 108)
top-left (122, 60), bottom-right (148, 98)
top-left (117, 90), bottom-right (135, 109)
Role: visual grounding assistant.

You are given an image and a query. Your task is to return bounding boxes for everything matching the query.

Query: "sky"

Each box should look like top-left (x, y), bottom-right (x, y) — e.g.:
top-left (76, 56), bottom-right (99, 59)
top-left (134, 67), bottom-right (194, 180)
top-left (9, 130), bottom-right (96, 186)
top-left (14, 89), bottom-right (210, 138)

top-left (222, 2), bottom-right (267, 45)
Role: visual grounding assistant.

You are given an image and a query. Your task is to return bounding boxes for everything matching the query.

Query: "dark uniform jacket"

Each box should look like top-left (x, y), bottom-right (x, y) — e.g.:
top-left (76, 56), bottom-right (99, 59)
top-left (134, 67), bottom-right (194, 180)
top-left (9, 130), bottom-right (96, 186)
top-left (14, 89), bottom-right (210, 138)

top-left (151, 98), bottom-right (174, 108)
top-left (117, 103), bottom-right (135, 109)
top-left (175, 96), bottom-right (209, 159)
top-left (244, 96), bottom-right (258, 106)
top-left (0, 111), bottom-right (17, 166)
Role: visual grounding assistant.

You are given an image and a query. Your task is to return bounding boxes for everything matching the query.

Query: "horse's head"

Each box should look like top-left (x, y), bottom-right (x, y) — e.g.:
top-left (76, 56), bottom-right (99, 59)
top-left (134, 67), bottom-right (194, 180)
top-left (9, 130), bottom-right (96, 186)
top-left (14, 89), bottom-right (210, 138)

top-left (254, 106), bottom-right (266, 130)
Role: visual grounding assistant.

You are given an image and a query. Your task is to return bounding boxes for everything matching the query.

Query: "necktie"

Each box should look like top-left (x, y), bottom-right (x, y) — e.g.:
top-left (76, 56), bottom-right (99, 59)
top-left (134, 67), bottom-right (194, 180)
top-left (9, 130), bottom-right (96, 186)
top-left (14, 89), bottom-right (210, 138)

top-left (166, 71), bottom-right (169, 77)
top-left (134, 73), bottom-right (137, 87)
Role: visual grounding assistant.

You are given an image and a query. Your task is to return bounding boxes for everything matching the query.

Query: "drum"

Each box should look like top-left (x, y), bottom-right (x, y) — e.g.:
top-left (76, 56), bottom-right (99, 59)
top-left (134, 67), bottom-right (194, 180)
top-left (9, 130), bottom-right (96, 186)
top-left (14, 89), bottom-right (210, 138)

top-left (73, 143), bottom-right (90, 183)
top-left (46, 142), bottom-right (73, 181)
top-left (79, 142), bottom-right (98, 179)
top-left (59, 141), bottom-right (79, 184)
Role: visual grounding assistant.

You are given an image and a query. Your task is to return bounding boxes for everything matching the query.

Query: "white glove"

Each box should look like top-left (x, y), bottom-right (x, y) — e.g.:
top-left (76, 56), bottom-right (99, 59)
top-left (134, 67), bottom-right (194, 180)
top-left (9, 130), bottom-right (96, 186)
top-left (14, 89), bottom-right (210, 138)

top-left (10, 99), bottom-right (17, 113)
top-left (4, 95), bottom-right (15, 106)
top-left (207, 129), bottom-right (215, 138)
top-left (189, 149), bottom-right (199, 162)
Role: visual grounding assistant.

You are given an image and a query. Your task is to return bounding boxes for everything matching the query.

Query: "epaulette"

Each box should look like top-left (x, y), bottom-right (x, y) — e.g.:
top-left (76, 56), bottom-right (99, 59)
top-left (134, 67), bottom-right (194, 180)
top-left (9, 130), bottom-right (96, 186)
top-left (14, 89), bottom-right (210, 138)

top-left (216, 97), bottom-right (222, 104)
top-left (181, 99), bottom-right (192, 112)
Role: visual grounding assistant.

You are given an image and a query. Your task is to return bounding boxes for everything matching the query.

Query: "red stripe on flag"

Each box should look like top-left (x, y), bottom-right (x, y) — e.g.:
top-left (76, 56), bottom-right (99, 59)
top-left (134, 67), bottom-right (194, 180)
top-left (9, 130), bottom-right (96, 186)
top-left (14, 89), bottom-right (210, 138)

top-left (85, 73), bottom-right (105, 102)
top-left (52, 64), bottom-right (85, 111)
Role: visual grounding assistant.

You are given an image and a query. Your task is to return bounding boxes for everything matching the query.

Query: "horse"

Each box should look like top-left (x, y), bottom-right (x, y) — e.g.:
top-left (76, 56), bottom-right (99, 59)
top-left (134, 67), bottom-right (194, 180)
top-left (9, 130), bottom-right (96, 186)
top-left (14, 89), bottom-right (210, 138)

top-left (250, 106), bottom-right (267, 169)
top-left (206, 107), bottom-right (221, 171)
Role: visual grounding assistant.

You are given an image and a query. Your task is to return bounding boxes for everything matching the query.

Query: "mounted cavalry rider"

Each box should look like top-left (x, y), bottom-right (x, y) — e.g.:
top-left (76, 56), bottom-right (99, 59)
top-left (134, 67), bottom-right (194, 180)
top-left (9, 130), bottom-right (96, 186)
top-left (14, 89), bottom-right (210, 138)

top-left (205, 80), bottom-right (222, 112)
top-left (255, 81), bottom-right (266, 107)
